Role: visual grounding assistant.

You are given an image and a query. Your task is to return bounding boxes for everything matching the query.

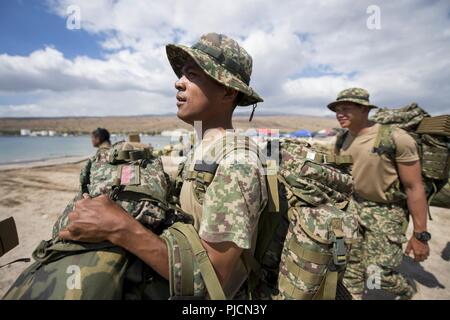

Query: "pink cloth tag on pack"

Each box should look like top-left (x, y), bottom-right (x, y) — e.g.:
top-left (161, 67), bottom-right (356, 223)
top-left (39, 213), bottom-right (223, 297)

top-left (121, 165), bottom-right (132, 185)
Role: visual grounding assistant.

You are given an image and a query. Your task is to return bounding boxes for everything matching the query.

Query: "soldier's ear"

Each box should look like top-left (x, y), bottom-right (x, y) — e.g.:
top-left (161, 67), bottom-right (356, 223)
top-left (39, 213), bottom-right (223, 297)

top-left (361, 106), bottom-right (370, 115)
top-left (223, 87), bottom-right (238, 102)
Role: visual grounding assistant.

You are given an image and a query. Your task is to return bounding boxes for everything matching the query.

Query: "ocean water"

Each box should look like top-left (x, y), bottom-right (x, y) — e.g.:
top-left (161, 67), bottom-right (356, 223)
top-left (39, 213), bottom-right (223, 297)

top-left (0, 135), bottom-right (173, 164)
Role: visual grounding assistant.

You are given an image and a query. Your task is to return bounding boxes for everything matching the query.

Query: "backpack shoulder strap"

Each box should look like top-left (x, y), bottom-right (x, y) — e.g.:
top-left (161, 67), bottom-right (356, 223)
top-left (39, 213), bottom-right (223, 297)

top-left (334, 130), bottom-right (349, 154)
top-left (168, 222), bottom-right (226, 300)
top-left (185, 135), bottom-right (260, 197)
top-left (373, 124), bottom-right (396, 160)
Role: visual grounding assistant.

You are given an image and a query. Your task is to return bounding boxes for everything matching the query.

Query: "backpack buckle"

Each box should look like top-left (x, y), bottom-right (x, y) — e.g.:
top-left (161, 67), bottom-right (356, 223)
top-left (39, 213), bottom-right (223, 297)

top-left (329, 218), bottom-right (347, 268)
top-left (331, 234), bottom-right (347, 267)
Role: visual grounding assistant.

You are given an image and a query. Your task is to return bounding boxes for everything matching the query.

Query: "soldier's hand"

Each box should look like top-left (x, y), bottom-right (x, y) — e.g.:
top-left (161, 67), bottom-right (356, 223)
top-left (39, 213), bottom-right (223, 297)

top-left (405, 236), bottom-right (430, 262)
top-left (59, 194), bottom-right (134, 244)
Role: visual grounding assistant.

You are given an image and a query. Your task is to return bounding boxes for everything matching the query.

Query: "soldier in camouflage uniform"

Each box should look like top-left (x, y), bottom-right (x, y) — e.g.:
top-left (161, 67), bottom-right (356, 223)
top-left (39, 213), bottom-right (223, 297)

top-left (56, 33), bottom-right (267, 299)
top-left (329, 88), bottom-right (431, 299)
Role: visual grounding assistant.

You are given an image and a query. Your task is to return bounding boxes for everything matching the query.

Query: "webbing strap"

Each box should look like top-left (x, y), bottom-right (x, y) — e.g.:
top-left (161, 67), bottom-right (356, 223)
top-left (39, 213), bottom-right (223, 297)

top-left (330, 218), bottom-right (347, 266)
top-left (373, 125), bottom-right (396, 158)
top-left (284, 256), bottom-right (324, 285)
top-left (160, 235), bottom-right (175, 297)
top-left (187, 135), bottom-right (260, 199)
top-left (266, 159), bottom-right (280, 212)
top-left (170, 223), bottom-right (226, 300)
top-left (117, 185), bottom-right (166, 204)
top-left (168, 227), bottom-right (194, 297)
top-left (186, 170), bottom-right (215, 184)
top-left (335, 130), bottom-right (349, 153)
top-left (116, 148), bottom-right (151, 162)
top-left (299, 150), bottom-right (353, 165)
top-left (313, 271), bottom-right (338, 300)
top-left (287, 238), bottom-right (331, 265)
top-left (278, 274), bottom-right (315, 300)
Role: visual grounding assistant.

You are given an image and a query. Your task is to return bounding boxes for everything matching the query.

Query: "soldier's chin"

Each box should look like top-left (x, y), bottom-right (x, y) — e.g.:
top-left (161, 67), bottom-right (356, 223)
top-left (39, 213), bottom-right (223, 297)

top-left (339, 121), bottom-right (350, 128)
top-left (176, 109), bottom-right (195, 125)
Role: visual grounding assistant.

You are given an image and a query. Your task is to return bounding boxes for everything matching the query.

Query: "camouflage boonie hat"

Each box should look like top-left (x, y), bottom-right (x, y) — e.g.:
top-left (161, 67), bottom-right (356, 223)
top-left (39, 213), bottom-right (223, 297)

top-left (166, 33), bottom-right (263, 106)
top-left (327, 87), bottom-right (378, 112)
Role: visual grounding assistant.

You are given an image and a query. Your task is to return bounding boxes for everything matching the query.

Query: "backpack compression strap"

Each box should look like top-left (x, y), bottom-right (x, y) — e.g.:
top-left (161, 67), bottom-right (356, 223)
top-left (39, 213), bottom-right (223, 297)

top-left (277, 212), bottom-right (347, 300)
top-left (168, 222), bottom-right (226, 300)
top-left (184, 135), bottom-right (272, 205)
top-left (299, 149), bottom-right (353, 165)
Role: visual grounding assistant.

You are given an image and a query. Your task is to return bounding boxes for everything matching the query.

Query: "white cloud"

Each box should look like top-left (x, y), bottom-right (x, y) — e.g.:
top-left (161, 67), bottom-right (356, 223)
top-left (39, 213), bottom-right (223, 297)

top-left (0, 46), bottom-right (174, 94)
top-left (1, 0), bottom-right (449, 117)
top-left (0, 89), bottom-right (175, 117)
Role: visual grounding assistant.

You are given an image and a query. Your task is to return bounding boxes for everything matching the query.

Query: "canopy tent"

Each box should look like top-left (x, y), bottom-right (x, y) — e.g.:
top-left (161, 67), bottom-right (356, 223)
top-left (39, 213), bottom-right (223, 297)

top-left (290, 129), bottom-right (312, 138)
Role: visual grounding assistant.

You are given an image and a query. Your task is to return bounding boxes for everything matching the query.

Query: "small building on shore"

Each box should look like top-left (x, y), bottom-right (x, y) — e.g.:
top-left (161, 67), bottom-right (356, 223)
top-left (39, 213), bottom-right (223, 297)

top-left (20, 129), bottom-right (31, 136)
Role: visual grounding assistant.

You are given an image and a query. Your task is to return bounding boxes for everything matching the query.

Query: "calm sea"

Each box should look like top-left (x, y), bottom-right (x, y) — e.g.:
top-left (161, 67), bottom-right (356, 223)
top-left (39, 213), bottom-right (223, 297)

top-left (0, 135), bottom-right (173, 164)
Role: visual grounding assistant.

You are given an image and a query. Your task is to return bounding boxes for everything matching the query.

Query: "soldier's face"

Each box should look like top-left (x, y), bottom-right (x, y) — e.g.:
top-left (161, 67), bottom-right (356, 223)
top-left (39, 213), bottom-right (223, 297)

top-left (174, 58), bottom-right (226, 125)
top-left (91, 135), bottom-right (101, 147)
top-left (334, 103), bottom-right (368, 128)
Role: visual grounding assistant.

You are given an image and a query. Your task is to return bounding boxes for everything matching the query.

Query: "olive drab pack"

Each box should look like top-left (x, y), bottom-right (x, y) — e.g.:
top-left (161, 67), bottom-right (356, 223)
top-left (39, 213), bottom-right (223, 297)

top-left (165, 136), bottom-right (358, 300)
top-left (366, 103), bottom-right (450, 208)
top-left (3, 141), bottom-right (191, 300)
top-left (430, 171), bottom-right (450, 208)
top-left (257, 139), bottom-right (358, 300)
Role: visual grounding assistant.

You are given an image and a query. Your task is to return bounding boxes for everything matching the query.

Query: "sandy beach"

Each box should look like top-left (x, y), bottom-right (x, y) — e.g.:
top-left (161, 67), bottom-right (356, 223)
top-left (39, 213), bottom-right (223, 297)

top-left (0, 158), bottom-right (449, 299)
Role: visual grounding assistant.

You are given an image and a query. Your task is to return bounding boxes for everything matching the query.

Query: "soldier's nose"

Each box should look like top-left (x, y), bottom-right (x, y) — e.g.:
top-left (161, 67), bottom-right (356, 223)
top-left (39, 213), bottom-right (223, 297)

top-left (175, 76), bottom-right (187, 91)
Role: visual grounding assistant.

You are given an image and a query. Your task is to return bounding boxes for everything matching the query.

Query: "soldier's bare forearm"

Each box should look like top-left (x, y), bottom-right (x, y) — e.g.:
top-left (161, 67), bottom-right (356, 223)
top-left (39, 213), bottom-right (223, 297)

top-left (405, 184), bottom-right (428, 232)
top-left (397, 161), bottom-right (428, 232)
top-left (111, 217), bottom-right (170, 280)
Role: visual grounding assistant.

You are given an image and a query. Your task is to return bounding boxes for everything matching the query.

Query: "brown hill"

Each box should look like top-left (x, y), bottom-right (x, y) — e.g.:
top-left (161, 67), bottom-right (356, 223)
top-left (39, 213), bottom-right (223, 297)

top-left (0, 115), bottom-right (338, 135)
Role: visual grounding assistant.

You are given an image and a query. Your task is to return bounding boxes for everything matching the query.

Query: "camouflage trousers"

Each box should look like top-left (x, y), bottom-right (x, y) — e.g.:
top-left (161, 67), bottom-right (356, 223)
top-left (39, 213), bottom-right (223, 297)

top-left (343, 199), bottom-right (415, 299)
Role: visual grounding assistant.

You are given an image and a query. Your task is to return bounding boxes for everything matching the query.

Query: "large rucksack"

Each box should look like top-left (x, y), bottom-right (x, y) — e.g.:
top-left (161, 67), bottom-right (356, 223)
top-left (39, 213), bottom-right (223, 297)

top-left (254, 138), bottom-right (358, 300)
top-left (430, 171), bottom-right (450, 208)
top-left (166, 135), bottom-right (359, 300)
top-left (368, 103), bottom-right (450, 208)
top-left (4, 141), bottom-right (191, 300)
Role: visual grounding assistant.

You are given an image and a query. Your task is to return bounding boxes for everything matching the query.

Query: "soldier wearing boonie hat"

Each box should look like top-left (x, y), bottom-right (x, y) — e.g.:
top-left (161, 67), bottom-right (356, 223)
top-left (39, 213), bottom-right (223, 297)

top-left (166, 32), bottom-right (263, 121)
top-left (161, 33), bottom-right (268, 299)
top-left (329, 88), bottom-right (429, 300)
top-left (327, 88), bottom-right (378, 112)
top-left (32, 33), bottom-right (267, 301)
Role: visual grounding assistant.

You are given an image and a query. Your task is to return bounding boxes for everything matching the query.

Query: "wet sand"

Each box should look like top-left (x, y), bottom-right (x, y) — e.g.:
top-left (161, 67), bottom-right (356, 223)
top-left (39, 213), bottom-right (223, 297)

top-left (0, 159), bottom-right (449, 299)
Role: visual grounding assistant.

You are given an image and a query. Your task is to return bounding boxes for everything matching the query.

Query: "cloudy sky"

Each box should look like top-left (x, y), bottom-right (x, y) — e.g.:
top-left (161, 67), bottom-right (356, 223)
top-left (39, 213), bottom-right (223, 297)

top-left (0, 0), bottom-right (449, 117)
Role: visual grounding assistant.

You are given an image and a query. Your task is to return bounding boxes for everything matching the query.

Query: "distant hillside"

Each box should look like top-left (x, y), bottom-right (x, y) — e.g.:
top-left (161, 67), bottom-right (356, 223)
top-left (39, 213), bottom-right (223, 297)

top-left (0, 115), bottom-right (338, 135)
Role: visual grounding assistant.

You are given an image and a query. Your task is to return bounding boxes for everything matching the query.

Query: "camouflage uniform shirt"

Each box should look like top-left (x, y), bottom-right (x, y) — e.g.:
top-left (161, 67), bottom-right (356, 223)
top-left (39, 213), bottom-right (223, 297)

top-left (164, 129), bottom-right (268, 298)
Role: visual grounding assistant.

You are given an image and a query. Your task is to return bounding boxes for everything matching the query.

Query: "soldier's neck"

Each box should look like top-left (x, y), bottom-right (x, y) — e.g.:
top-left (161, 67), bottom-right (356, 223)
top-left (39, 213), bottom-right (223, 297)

top-left (194, 118), bottom-right (234, 142)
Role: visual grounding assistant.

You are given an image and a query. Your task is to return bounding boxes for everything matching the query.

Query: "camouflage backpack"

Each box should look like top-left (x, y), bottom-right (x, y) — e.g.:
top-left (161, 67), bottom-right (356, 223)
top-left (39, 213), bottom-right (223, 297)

top-left (429, 169), bottom-right (450, 208)
top-left (367, 103), bottom-right (450, 208)
top-left (4, 141), bottom-right (191, 300)
top-left (167, 135), bottom-right (359, 300)
top-left (253, 138), bottom-right (359, 300)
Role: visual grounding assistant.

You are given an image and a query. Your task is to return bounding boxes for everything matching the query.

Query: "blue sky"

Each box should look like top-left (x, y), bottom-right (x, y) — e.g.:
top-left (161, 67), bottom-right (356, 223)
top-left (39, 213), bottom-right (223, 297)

top-left (0, 0), bottom-right (449, 117)
top-left (0, 1), bottom-right (104, 59)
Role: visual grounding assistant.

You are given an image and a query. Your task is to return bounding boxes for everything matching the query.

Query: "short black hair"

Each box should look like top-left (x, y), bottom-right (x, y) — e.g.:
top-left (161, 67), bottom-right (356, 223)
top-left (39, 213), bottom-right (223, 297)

top-left (92, 127), bottom-right (110, 144)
